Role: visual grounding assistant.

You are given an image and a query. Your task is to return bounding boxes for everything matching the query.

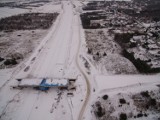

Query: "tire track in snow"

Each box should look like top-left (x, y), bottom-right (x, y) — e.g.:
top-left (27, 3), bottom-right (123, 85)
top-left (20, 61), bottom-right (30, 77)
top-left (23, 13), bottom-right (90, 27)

top-left (0, 90), bottom-right (22, 119)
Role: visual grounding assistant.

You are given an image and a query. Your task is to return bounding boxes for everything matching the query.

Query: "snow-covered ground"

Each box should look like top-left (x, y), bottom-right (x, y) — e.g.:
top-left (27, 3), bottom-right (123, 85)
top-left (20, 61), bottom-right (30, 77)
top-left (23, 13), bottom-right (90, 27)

top-left (82, 74), bottom-right (160, 120)
top-left (0, 0), bottom-right (62, 85)
top-left (31, 1), bottom-right (61, 13)
top-left (84, 29), bottom-right (138, 75)
top-left (0, 0), bottom-right (160, 120)
top-left (0, 30), bottom-right (48, 59)
top-left (78, 1), bottom-right (160, 120)
top-left (0, 0), bottom-right (61, 19)
top-left (0, 7), bottom-right (29, 19)
top-left (95, 75), bottom-right (160, 92)
top-left (0, 1), bottom-right (87, 120)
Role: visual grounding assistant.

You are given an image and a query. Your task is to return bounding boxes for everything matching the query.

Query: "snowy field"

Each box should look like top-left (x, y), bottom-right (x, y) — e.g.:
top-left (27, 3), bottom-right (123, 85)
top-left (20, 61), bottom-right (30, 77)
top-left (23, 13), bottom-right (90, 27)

top-left (0, 1), bottom-right (87, 120)
top-left (91, 83), bottom-right (160, 120)
top-left (0, 0), bottom-right (160, 120)
top-left (79, 0), bottom-right (160, 120)
top-left (85, 29), bottom-right (138, 75)
top-left (0, 0), bottom-right (61, 19)
top-left (0, 7), bottom-right (29, 19)
top-left (96, 75), bottom-right (160, 92)
top-left (82, 75), bottom-right (160, 120)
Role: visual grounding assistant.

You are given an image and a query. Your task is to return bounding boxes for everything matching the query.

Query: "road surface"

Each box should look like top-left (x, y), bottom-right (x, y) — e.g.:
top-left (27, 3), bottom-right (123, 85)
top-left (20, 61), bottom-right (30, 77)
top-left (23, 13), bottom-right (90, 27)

top-left (0, 1), bottom-right (91, 120)
top-left (75, 10), bottom-right (91, 120)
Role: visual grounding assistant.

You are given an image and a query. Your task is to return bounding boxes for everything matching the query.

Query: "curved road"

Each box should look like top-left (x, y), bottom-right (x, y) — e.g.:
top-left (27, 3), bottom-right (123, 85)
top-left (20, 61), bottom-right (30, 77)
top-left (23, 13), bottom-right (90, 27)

top-left (75, 12), bottom-right (91, 120)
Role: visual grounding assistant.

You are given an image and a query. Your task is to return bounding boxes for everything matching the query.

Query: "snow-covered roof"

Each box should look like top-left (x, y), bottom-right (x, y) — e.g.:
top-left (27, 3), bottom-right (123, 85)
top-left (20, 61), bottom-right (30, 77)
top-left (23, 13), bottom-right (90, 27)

top-left (132, 35), bottom-right (143, 41)
top-left (45, 79), bottom-right (68, 87)
top-left (148, 44), bottom-right (159, 49)
top-left (18, 78), bottom-right (42, 87)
